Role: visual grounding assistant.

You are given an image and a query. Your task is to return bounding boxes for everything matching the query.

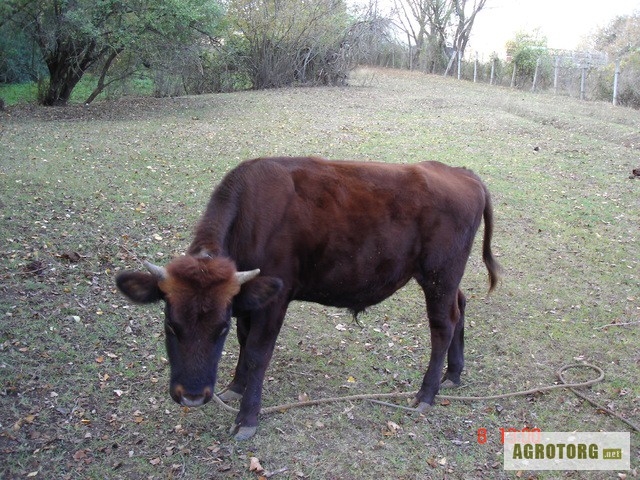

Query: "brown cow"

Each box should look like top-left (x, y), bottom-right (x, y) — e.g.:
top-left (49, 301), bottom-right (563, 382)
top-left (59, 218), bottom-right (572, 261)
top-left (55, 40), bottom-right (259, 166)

top-left (116, 156), bottom-right (501, 440)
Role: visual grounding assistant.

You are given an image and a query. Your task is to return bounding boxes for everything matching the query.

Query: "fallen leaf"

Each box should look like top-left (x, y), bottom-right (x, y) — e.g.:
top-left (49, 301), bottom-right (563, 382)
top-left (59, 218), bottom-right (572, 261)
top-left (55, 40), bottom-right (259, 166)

top-left (96, 356), bottom-right (104, 364)
top-left (27, 472), bottom-right (38, 478)
top-left (73, 450), bottom-right (87, 461)
top-left (149, 457), bottom-right (161, 465)
top-left (60, 251), bottom-right (81, 263)
top-left (249, 456), bottom-right (264, 473)
top-left (438, 457), bottom-right (447, 466)
top-left (387, 421), bottom-right (401, 433)
top-left (347, 376), bottom-right (356, 383)
top-left (298, 393), bottom-right (310, 402)
top-left (335, 324), bottom-right (347, 331)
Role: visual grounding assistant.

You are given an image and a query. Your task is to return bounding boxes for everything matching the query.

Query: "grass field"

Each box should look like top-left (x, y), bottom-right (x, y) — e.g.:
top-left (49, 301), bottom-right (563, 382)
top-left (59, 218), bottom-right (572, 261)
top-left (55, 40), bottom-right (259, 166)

top-left (0, 68), bottom-right (638, 479)
top-left (0, 75), bottom-right (154, 106)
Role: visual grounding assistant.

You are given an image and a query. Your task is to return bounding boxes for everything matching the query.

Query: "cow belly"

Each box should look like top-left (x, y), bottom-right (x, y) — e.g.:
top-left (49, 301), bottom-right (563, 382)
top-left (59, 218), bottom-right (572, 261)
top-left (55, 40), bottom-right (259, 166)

top-left (296, 278), bottom-right (411, 311)
top-left (294, 252), bottom-right (415, 311)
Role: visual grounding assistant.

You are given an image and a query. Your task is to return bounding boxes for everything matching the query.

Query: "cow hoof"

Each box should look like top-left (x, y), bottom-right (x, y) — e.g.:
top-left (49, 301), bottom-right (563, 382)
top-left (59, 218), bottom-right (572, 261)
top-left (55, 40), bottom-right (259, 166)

top-left (440, 379), bottom-right (459, 389)
top-left (414, 402), bottom-right (432, 414)
top-left (232, 425), bottom-right (257, 441)
top-left (218, 388), bottom-right (243, 402)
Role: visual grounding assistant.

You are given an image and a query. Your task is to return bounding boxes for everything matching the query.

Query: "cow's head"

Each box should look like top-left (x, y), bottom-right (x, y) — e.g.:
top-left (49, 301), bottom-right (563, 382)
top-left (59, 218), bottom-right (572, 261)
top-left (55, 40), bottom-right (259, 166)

top-left (116, 255), bottom-right (281, 407)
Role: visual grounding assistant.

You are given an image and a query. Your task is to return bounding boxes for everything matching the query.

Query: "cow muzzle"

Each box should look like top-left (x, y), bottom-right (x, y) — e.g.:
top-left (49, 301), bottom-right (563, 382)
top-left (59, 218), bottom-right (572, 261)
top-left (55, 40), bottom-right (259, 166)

top-left (171, 384), bottom-right (213, 408)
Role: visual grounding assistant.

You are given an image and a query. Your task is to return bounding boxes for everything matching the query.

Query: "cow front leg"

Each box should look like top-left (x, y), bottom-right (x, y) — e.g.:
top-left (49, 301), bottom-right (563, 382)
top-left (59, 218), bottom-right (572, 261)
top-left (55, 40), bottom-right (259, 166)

top-left (414, 290), bottom-right (459, 412)
top-left (228, 305), bottom-right (286, 440)
top-left (441, 289), bottom-right (466, 389)
top-left (218, 315), bottom-right (251, 403)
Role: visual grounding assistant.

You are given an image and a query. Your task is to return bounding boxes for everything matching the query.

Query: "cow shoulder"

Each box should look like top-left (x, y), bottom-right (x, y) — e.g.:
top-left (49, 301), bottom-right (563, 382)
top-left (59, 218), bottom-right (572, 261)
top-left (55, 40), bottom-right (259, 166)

top-left (233, 276), bottom-right (283, 314)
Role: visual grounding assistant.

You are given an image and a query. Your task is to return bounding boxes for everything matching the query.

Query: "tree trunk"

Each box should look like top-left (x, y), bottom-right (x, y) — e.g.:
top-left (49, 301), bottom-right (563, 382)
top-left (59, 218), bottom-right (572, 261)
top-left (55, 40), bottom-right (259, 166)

top-left (42, 62), bottom-right (85, 106)
top-left (39, 36), bottom-right (100, 106)
top-left (85, 49), bottom-right (123, 105)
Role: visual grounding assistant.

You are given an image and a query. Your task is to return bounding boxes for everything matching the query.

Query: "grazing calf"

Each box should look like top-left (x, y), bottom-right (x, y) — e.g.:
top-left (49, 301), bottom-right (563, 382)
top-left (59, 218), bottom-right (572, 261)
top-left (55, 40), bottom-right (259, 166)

top-left (117, 156), bottom-right (501, 440)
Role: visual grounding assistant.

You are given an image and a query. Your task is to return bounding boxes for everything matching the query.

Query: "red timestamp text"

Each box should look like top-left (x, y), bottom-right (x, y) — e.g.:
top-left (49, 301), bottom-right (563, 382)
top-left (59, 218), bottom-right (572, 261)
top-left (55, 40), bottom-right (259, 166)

top-left (477, 427), bottom-right (542, 444)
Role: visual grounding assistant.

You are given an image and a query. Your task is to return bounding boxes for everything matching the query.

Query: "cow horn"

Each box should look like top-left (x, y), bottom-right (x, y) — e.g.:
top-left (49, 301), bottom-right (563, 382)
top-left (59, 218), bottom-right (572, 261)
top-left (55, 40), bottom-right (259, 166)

top-left (235, 269), bottom-right (260, 285)
top-left (143, 260), bottom-right (167, 280)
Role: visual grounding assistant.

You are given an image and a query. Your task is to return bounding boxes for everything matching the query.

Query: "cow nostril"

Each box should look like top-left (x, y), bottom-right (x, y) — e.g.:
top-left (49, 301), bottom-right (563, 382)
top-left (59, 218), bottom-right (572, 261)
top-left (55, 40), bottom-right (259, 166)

top-left (172, 385), bottom-right (212, 407)
top-left (181, 392), bottom-right (206, 407)
top-left (171, 384), bottom-right (185, 404)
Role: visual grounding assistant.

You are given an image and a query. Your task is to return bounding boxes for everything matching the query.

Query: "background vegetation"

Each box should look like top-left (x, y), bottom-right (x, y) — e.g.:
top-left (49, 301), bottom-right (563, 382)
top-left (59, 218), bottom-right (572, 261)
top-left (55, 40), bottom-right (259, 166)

top-left (3, 1), bottom-right (636, 108)
top-left (1, 68), bottom-right (638, 479)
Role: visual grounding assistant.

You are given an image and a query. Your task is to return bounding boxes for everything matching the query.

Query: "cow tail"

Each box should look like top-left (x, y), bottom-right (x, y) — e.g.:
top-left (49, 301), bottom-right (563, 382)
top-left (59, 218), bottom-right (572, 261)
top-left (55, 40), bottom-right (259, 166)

top-left (482, 185), bottom-right (502, 293)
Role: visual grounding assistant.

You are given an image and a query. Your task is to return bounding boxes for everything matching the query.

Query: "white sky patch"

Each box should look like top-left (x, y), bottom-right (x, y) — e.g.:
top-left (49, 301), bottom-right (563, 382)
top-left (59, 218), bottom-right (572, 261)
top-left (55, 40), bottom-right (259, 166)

top-left (350, 0), bottom-right (640, 58)
top-left (469, 0), bottom-right (640, 58)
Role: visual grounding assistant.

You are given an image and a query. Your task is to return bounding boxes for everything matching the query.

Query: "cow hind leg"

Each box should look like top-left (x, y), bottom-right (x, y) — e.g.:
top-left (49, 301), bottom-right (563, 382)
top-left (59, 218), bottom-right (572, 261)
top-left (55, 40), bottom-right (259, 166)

top-left (441, 289), bottom-right (466, 389)
top-left (413, 286), bottom-right (460, 412)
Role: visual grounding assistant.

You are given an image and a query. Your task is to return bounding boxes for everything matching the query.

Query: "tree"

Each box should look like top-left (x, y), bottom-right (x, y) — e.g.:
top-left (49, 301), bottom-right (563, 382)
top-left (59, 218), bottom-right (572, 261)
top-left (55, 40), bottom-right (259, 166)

top-left (226, 0), bottom-right (355, 89)
top-left (591, 12), bottom-right (640, 59)
top-left (392, 0), bottom-right (486, 74)
top-left (444, 0), bottom-right (487, 76)
top-left (1, 0), bottom-right (222, 106)
top-left (505, 30), bottom-right (548, 81)
top-left (590, 13), bottom-right (640, 108)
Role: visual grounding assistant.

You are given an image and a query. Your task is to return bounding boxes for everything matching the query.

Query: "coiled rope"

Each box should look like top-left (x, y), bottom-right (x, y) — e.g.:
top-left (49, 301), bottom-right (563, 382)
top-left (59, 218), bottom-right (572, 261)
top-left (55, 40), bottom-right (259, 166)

top-left (212, 363), bottom-right (639, 432)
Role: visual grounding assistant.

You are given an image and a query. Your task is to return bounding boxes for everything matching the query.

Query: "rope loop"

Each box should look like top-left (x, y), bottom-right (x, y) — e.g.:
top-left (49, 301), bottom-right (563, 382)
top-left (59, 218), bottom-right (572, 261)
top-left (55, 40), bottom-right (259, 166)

top-left (210, 363), bottom-right (638, 432)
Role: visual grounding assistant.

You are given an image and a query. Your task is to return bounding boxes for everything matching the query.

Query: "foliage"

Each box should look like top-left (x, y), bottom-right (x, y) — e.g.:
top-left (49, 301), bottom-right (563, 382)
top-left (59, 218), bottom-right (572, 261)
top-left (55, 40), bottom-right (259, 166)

top-left (1, 0), bottom-right (223, 105)
top-left (506, 30), bottom-right (548, 76)
top-left (225, 0), bottom-right (353, 89)
top-left (589, 13), bottom-right (640, 108)
top-left (592, 12), bottom-right (640, 59)
top-left (503, 30), bottom-right (551, 88)
top-left (0, 22), bottom-right (46, 83)
top-left (616, 52), bottom-right (640, 108)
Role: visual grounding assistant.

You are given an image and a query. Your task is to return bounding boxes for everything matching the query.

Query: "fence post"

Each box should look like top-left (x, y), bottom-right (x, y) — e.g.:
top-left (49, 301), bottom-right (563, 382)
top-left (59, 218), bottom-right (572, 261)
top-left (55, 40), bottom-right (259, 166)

top-left (490, 58), bottom-right (496, 85)
top-left (554, 57), bottom-right (560, 94)
top-left (473, 52), bottom-right (478, 82)
top-left (510, 63), bottom-right (517, 87)
top-left (580, 66), bottom-right (587, 100)
top-left (613, 60), bottom-right (621, 106)
top-left (531, 57), bottom-right (541, 92)
top-left (457, 52), bottom-right (462, 80)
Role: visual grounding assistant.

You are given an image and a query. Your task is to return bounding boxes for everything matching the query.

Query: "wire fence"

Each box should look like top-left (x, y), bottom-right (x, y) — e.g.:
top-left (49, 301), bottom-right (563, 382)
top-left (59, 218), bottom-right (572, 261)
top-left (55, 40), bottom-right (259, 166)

top-left (371, 46), bottom-right (638, 108)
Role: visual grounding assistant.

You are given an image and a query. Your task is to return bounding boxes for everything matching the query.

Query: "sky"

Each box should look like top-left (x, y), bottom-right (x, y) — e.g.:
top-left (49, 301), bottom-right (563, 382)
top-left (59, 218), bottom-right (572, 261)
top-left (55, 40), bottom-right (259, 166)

top-left (468, 0), bottom-right (640, 58)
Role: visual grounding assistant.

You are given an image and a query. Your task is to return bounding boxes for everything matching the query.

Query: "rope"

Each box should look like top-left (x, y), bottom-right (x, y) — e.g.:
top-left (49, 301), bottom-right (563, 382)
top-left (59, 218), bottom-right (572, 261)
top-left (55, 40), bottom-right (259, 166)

top-left (212, 363), bottom-right (638, 432)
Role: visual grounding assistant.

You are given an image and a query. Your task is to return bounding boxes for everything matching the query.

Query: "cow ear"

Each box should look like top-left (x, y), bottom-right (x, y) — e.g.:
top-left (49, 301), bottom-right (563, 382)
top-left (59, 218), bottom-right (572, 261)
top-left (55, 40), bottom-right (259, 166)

top-left (233, 276), bottom-right (283, 313)
top-left (116, 271), bottom-right (163, 304)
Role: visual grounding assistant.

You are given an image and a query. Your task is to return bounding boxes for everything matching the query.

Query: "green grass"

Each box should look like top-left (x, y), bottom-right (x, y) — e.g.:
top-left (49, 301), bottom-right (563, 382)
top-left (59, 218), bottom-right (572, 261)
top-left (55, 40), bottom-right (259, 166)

top-left (0, 82), bottom-right (39, 105)
top-left (0, 68), bottom-right (638, 479)
top-left (0, 74), bottom-right (154, 105)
